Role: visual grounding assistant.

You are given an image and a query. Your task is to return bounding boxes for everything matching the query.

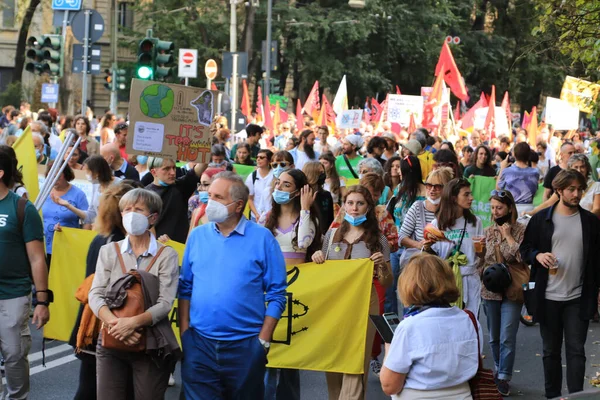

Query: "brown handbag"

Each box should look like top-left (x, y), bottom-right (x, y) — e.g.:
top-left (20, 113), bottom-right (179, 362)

top-left (101, 242), bottom-right (166, 352)
top-left (494, 244), bottom-right (529, 304)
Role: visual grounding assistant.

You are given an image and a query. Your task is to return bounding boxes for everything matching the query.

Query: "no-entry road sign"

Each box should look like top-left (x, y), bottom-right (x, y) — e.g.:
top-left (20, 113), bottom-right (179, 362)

top-left (178, 48), bottom-right (198, 79)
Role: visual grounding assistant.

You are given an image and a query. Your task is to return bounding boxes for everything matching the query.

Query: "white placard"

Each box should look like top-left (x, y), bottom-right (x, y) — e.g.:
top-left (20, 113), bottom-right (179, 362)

top-left (337, 110), bottom-right (363, 129)
top-left (387, 94), bottom-right (423, 126)
top-left (132, 121), bottom-right (165, 152)
top-left (473, 107), bottom-right (509, 135)
top-left (545, 96), bottom-right (579, 130)
top-left (178, 49), bottom-right (198, 79)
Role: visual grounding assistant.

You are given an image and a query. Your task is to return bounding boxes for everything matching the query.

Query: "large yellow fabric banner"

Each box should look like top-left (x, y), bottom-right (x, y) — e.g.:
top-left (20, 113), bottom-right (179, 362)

top-left (45, 228), bottom-right (374, 374)
top-left (560, 75), bottom-right (600, 113)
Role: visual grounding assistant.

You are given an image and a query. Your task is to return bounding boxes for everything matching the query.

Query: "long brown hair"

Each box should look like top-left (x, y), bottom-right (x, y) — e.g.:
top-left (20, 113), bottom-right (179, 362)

top-left (319, 151), bottom-right (341, 200)
top-left (490, 190), bottom-right (518, 225)
top-left (302, 161), bottom-right (323, 192)
top-left (95, 182), bottom-right (138, 236)
top-left (333, 185), bottom-right (382, 254)
top-left (436, 178), bottom-right (477, 230)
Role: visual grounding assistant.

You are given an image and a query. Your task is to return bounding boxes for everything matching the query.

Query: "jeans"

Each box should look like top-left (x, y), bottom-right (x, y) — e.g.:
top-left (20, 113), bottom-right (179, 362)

top-left (0, 295), bottom-right (32, 400)
top-left (482, 299), bottom-right (521, 381)
top-left (384, 249), bottom-right (402, 314)
top-left (181, 328), bottom-right (267, 400)
top-left (539, 298), bottom-right (589, 398)
top-left (264, 368), bottom-right (300, 400)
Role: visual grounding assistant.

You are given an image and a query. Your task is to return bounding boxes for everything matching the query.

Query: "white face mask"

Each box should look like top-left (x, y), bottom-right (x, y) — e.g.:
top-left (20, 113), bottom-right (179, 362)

top-left (426, 196), bottom-right (441, 205)
top-left (206, 199), bottom-right (235, 223)
top-left (85, 174), bottom-right (99, 184)
top-left (122, 212), bottom-right (151, 236)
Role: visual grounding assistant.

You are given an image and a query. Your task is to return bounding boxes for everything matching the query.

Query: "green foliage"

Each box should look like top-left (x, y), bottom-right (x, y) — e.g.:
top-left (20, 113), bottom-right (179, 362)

top-left (0, 81), bottom-right (23, 108)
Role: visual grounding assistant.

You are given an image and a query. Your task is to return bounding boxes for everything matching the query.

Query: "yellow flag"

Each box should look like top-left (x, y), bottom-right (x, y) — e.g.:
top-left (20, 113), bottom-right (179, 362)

top-left (560, 76), bottom-right (600, 113)
top-left (46, 228), bottom-right (374, 374)
top-left (12, 126), bottom-right (39, 202)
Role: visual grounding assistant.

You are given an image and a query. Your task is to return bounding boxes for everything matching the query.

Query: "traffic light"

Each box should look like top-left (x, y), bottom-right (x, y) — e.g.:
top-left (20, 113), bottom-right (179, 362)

top-left (154, 40), bottom-right (174, 81)
top-left (136, 37), bottom-right (155, 80)
top-left (25, 36), bottom-right (45, 74)
top-left (103, 69), bottom-right (112, 90)
top-left (115, 69), bottom-right (127, 90)
top-left (41, 35), bottom-right (62, 76)
top-left (270, 78), bottom-right (280, 95)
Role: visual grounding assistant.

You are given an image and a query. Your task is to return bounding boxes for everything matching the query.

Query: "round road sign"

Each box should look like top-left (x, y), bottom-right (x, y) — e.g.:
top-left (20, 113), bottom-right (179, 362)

top-left (205, 59), bottom-right (218, 80)
top-left (182, 52), bottom-right (194, 64)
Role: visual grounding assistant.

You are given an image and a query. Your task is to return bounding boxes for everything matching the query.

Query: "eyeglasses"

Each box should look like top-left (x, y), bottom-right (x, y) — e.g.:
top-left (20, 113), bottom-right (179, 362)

top-left (425, 183), bottom-right (444, 191)
top-left (490, 189), bottom-right (508, 198)
top-left (271, 162), bottom-right (289, 168)
top-left (198, 183), bottom-right (210, 189)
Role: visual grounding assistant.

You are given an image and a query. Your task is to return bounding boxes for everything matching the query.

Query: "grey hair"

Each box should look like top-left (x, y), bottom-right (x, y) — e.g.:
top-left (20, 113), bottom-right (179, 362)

top-left (411, 131), bottom-right (427, 148)
top-left (358, 157), bottom-right (384, 176)
top-left (32, 132), bottom-right (45, 145)
top-left (31, 121), bottom-right (48, 135)
top-left (119, 188), bottom-right (163, 215)
top-left (567, 153), bottom-right (592, 178)
top-left (214, 171), bottom-right (249, 209)
top-left (147, 157), bottom-right (173, 170)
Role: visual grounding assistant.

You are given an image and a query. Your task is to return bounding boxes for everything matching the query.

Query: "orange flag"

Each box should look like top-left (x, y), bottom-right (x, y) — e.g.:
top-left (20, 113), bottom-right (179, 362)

top-left (527, 106), bottom-right (538, 146)
top-left (264, 94), bottom-right (273, 131)
top-left (241, 79), bottom-right (251, 119)
top-left (484, 85), bottom-right (496, 139)
top-left (422, 71), bottom-right (444, 128)
top-left (395, 85), bottom-right (401, 95)
top-left (256, 87), bottom-right (265, 123)
top-left (304, 81), bottom-right (320, 118)
top-left (435, 42), bottom-right (469, 101)
top-left (500, 91), bottom-right (512, 139)
top-left (408, 113), bottom-right (417, 133)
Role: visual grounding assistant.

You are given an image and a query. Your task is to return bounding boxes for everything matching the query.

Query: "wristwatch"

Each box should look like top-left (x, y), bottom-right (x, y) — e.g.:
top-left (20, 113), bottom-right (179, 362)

top-left (35, 301), bottom-right (50, 307)
top-left (36, 289), bottom-right (54, 303)
top-left (259, 338), bottom-right (271, 353)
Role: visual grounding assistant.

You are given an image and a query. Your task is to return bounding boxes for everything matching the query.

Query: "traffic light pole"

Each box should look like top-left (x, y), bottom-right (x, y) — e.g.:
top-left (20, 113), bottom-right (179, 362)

top-left (264, 0), bottom-right (273, 98)
top-left (230, 0), bottom-right (238, 131)
top-left (81, 10), bottom-right (91, 115)
top-left (110, 63), bottom-right (117, 113)
top-left (110, 0), bottom-right (118, 114)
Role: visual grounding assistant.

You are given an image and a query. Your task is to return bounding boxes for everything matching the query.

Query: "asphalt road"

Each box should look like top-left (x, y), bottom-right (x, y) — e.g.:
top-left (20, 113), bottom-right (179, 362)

top-left (9, 316), bottom-right (600, 399)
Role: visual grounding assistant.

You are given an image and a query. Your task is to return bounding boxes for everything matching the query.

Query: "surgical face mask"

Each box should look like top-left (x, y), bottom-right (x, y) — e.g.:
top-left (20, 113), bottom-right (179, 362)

top-left (210, 161), bottom-right (226, 168)
top-left (317, 172), bottom-right (326, 186)
top-left (344, 213), bottom-right (367, 226)
top-left (198, 191), bottom-right (209, 204)
top-left (272, 166), bottom-right (289, 179)
top-left (137, 155), bottom-right (148, 165)
top-left (122, 212), bottom-right (151, 236)
top-left (426, 196), bottom-right (441, 205)
top-left (358, 173), bottom-right (364, 180)
top-left (206, 199), bottom-right (234, 223)
top-left (35, 149), bottom-right (41, 159)
top-left (494, 213), bottom-right (511, 226)
top-left (85, 174), bottom-right (99, 184)
top-left (158, 180), bottom-right (170, 187)
top-left (272, 189), bottom-right (296, 205)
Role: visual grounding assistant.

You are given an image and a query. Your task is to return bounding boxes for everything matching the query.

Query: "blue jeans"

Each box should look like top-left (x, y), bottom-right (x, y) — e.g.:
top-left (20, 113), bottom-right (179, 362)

top-left (385, 249), bottom-right (402, 314)
top-left (264, 368), bottom-right (300, 400)
top-left (181, 328), bottom-right (267, 400)
top-left (482, 299), bottom-right (521, 381)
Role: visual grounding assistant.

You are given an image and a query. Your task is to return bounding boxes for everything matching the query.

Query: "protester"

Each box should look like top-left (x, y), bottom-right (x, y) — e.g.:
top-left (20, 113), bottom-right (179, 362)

top-left (286, 136), bottom-right (299, 152)
top-left (497, 142), bottom-right (540, 214)
top-left (213, 128), bottom-right (231, 159)
top-left (188, 167), bottom-right (224, 234)
top-left (543, 142), bottom-right (576, 201)
top-left (113, 123), bottom-right (128, 160)
top-left (367, 136), bottom-right (387, 166)
top-left (312, 185), bottom-right (392, 400)
top-left (459, 145), bottom-right (473, 170)
top-left (289, 130), bottom-right (319, 170)
top-left (65, 145), bottom-right (83, 170)
top-left (383, 156), bottom-right (401, 194)
top-left (320, 151), bottom-right (346, 207)
top-left (98, 113), bottom-right (116, 146)
top-left (380, 254), bottom-right (480, 399)
top-left (179, 171), bottom-right (287, 399)
top-left (429, 178), bottom-right (484, 313)
top-left (234, 142), bottom-right (255, 166)
top-left (210, 144), bottom-right (234, 171)
top-left (382, 133), bottom-right (399, 161)
top-left (433, 149), bottom-right (462, 179)
top-left (0, 147), bottom-right (50, 400)
top-left (271, 150), bottom-right (295, 179)
top-left (135, 155), bottom-right (150, 180)
top-left (231, 124), bottom-right (263, 160)
top-left (358, 158), bottom-right (390, 205)
top-left (536, 140), bottom-right (552, 180)
top-left (410, 130), bottom-right (434, 181)
top-left (520, 169), bottom-right (600, 398)
top-left (33, 132), bottom-right (49, 165)
top-left (482, 190), bottom-right (527, 397)
top-left (100, 143), bottom-right (140, 181)
top-left (74, 115), bottom-right (99, 156)
top-left (45, 164), bottom-right (89, 265)
top-left (88, 188), bottom-right (180, 400)
top-left (463, 145), bottom-right (496, 177)
top-left (1, 144), bottom-right (29, 199)
top-left (303, 161), bottom-right (334, 231)
top-left (335, 134), bottom-right (364, 179)
top-left (275, 123), bottom-right (293, 151)
top-left (245, 149), bottom-right (274, 221)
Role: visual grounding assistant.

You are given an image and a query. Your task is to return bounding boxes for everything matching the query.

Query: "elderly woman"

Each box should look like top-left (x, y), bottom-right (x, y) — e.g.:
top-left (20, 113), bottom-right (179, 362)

top-left (358, 158), bottom-right (390, 205)
top-left (380, 254), bottom-right (480, 399)
top-left (88, 188), bottom-right (180, 400)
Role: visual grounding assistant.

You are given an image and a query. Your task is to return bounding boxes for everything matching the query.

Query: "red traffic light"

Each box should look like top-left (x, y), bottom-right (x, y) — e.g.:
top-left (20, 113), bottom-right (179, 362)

top-left (140, 38), bottom-right (154, 53)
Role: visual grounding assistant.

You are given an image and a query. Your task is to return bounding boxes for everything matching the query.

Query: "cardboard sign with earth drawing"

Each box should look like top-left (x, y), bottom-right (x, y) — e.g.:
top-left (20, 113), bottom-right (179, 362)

top-left (126, 79), bottom-right (216, 163)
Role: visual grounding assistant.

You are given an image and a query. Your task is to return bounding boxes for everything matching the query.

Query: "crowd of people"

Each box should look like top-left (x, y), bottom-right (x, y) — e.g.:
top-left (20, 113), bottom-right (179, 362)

top-left (1, 101), bottom-right (600, 400)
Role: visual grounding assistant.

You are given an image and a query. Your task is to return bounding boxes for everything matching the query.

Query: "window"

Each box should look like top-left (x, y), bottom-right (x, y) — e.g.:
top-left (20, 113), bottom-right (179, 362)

top-left (2, 0), bottom-right (16, 28)
top-left (118, 2), bottom-right (134, 30)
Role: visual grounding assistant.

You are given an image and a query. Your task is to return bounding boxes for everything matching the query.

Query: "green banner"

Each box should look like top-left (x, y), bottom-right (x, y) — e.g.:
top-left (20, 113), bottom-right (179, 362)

top-left (233, 164), bottom-right (256, 181)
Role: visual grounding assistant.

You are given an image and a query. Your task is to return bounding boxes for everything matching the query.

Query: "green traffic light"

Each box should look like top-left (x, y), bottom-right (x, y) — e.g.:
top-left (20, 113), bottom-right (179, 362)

top-left (137, 65), bottom-right (153, 80)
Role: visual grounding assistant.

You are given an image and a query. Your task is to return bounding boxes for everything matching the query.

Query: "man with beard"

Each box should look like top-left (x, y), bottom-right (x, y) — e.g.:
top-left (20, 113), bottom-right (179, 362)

top-left (289, 129), bottom-right (319, 170)
top-left (334, 134), bottom-right (364, 179)
top-left (520, 169), bottom-right (600, 399)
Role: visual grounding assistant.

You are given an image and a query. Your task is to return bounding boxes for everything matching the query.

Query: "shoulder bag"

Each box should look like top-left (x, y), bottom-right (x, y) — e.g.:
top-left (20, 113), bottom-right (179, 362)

top-left (492, 236), bottom-right (529, 304)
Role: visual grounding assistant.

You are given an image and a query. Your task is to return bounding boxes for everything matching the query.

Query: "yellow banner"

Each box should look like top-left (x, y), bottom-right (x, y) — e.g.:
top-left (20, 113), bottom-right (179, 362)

top-left (560, 75), bottom-right (600, 113)
top-left (46, 228), bottom-right (373, 374)
top-left (12, 126), bottom-right (40, 202)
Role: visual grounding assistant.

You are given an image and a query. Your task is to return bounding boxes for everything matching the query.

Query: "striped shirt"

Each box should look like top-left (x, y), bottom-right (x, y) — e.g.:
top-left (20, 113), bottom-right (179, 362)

top-left (398, 200), bottom-right (436, 244)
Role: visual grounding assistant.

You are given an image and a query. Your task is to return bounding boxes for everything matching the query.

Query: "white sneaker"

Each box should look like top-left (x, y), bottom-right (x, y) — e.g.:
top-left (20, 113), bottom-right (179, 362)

top-left (168, 373), bottom-right (175, 386)
top-left (370, 359), bottom-right (382, 378)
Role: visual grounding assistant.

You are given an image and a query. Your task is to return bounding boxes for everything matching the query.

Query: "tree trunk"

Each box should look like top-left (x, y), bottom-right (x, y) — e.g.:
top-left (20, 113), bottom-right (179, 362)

top-left (14, 0), bottom-right (41, 83)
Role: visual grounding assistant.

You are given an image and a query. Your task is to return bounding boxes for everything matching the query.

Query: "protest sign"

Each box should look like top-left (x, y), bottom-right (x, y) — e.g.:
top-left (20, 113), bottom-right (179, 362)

top-left (545, 96), bottom-right (579, 130)
top-left (337, 110), bottom-right (363, 129)
top-left (127, 79), bottom-right (215, 163)
top-left (473, 107), bottom-right (509, 135)
top-left (560, 76), bottom-right (600, 113)
top-left (46, 228), bottom-right (373, 374)
top-left (387, 94), bottom-right (423, 127)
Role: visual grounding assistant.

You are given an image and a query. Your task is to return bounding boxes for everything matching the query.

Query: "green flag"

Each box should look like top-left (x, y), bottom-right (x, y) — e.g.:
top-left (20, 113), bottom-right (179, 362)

top-left (468, 176), bottom-right (497, 228)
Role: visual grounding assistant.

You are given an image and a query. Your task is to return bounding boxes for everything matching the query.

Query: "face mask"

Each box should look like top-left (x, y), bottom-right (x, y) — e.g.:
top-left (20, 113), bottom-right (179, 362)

top-left (137, 155), bottom-right (148, 165)
top-left (210, 161), bottom-right (226, 168)
top-left (344, 213), bottom-right (367, 226)
top-left (273, 166), bottom-right (289, 179)
top-left (273, 189), bottom-right (296, 205)
top-left (198, 191), bottom-right (209, 204)
top-left (426, 196), bottom-right (441, 205)
top-left (494, 213), bottom-right (511, 226)
top-left (122, 212), bottom-right (151, 236)
top-left (358, 173), bottom-right (364, 180)
top-left (35, 149), bottom-right (41, 159)
top-left (158, 180), bottom-right (170, 187)
top-left (85, 174), bottom-right (98, 184)
top-left (317, 172), bottom-right (326, 186)
top-left (206, 199), bottom-right (234, 223)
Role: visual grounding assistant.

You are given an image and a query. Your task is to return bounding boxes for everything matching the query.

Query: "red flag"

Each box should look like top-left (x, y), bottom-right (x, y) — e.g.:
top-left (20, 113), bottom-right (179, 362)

top-left (241, 79), bottom-right (251, 119)
top-left (296, 99), bottom-right (304, 131)
top-left (500, 91), bottom-right (512, 137)
top-left (256, 87), bottom-right (265, 123)
top-left (303, 81), bottom-right (320, 117)
top-left (321, 95), bottom-right (336, 132)
top-left (211, 82), bottom-right (218, 91)
top-left (459, 92), bottom-right (488, 130)
top-left (395, 85), bottom-right (401, 95)
top-left (484, 85), bottom-right (496, 139)
top-left (435, 42), bottom-right (469, 101)
top-left (264, 94), bottom-right (273, 131)
top-left (408, 113), bottom-right (417, 133)
top-left (370, 98), bottom-right (383, 122)
top-left (421, 71), bottom-right (444, 127)
top-left (454, 102), bottom-right (461, 121)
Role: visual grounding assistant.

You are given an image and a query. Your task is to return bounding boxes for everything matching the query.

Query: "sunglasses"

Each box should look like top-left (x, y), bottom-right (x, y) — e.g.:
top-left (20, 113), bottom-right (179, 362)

top-left (425, 183), bottom-right (444, 191)
top-left (490, 189), bottom-right (509, 198)
top-left (271, 162), bottom-right (289, 168)
top-left (256, 155), bottom-right (267, 160)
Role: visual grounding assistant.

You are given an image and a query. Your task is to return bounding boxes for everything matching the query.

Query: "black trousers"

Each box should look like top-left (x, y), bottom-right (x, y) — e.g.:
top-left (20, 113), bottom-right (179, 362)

top-left (539, 298), bottom-right (589, 398)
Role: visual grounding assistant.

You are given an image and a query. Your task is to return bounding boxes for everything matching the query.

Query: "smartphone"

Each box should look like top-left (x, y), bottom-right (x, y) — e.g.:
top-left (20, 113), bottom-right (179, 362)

top-left (370, 312), bottom-right (401, 343)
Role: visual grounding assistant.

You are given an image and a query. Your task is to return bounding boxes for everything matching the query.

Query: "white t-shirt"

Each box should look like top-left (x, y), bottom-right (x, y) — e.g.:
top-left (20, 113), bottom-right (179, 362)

top-left (580, 181), bottom-right (600, 212)
top-left (384, 307), bottom-right (481, 392)
top-left (323, 179), bottom-right (345, 204)
top-left (245, 169), bottom-right (274, 219)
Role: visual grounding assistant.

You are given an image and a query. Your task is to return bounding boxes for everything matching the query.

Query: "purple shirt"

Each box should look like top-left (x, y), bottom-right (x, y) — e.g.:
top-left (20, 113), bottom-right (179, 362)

top-left (498, 165), bottom-right (540, 204)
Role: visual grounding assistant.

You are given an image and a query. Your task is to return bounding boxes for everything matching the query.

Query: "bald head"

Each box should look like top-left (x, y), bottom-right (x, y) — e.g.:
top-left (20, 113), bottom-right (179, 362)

top-left (101, 143), bottom-right (122, 170)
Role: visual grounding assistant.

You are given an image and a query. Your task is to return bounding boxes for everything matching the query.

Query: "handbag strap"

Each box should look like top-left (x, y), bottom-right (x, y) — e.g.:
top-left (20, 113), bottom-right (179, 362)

top-left (324, 228), bottom-right (337, 260)
top-left (464, 309), bottom-right (483, 370)
top-left (114, 242), bottom-right (127, 274)
top-left (454, 218), bottom-right (468, 253)
top-left (494, 243), bottom-right (504, 264)
top-left (145, 245), bottom-right (167, 272)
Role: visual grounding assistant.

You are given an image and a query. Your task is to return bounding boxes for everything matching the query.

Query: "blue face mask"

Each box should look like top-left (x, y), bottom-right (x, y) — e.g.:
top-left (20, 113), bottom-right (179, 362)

top-left (272, 189), bottom-right (296, 205)
top-left (35, 149), bottom-right (41, 159)
top-left (137, 155), bottom-right (148, 165)
top-left (273, 166), bottom-right (289, 179)
top-left (344, 213), bottom-right (367, 226)
top-left (198, 191), bottom-right (209, 204)
top-left (158, 180), bottom-right (170, 187)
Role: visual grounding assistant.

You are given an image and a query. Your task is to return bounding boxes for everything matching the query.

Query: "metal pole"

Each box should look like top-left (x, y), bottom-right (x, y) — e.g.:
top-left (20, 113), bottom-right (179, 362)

top-left (230, 0), bottom-right (238, 128)
top-left (185, 77), bottom-right (189, 87)
top-left (110, 0), bottom-right (118, 114)
top-left (35, 131), bottom-right (75, 208)
top-left (81, 10), bottom-right (90, 116)
top-left (206, 78), bottom-right (211, 89)
top-left (231, 53), bottom-right (238, 132)
top-left (265, 0), bottom-right (273, 97)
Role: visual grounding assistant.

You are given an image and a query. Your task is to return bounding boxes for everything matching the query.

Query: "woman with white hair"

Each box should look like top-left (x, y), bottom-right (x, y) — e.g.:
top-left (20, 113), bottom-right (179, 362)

top-left (334, 134), bottom-right (364, 180)
top-left (358, 158), bottom-right (391, 205)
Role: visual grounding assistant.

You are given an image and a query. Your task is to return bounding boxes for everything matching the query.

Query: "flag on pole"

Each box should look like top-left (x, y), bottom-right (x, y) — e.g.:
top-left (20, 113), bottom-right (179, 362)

top-left (522, 110), bottom-right (531, 130)
top-left (422, 70), bottom-right (444, 128)
top-left (459, 92), bottom-right (488, 130)
top-left (484, 85), bottom-right (496, 139)
top-left (500, 91), bottom-right (512, 138)
top-left (323, 95), bottom-right (337, 132)
top-left (527, 106), bottom-right (538, 146)
top-left (332, 75), bottom-right (348, 116)
top-left (363, 98), bottom-right (371, 124)
top-left (408, 113), bottom-right (417, 133)
top-left (264, 93), bottom-right (273, 130)
top-left (396, 85), bottom-right (401, 95)
top-left (211, 82), bottom-right (218, 91)
top-left (304, 81), bottom-right (320, 118)
top-left (241, 79), bottom-right (251, 119)
top-left (376, 95), bottom-right (389, 131)
top-left (454, 102), bottom-right (461, 122)
top-left (435, 42), bottom-right (469, 101)
top-left (296, 99), bottom-right (304, 132)
top-left (256, 87), bottom-right (265, 123)
top-left (370, 98), bottom-right (383, 122)
top-left (12, 125), bottom-right (39, 202)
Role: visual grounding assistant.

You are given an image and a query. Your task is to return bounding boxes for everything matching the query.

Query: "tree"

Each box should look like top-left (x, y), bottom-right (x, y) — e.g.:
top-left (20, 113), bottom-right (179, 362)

top-left (13, 0), bottom-right (41, 83)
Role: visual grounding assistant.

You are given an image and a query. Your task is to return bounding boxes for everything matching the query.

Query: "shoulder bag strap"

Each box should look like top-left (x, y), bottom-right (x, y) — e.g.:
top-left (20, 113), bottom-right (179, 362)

top-left (494, 243), bottom-right (504, 264)
top-left (17, 197), bottom-right (27, 234)
top-left (145, 245), bottom-right (168, 272)
top-left (114, 242), bottom-right (127, 274)
top-left (464, 309), bottom-right (483, 369)
top-left (343, 155), bottom-right (359, 179)
top-left (455, 218), bottom-right (468, 252)
top-left (324, 228), bottom-right (337, 260)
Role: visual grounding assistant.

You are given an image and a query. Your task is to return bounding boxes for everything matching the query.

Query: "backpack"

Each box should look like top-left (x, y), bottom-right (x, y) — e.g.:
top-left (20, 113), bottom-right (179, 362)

top-left (16, 196), bottom-right (27, 234)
